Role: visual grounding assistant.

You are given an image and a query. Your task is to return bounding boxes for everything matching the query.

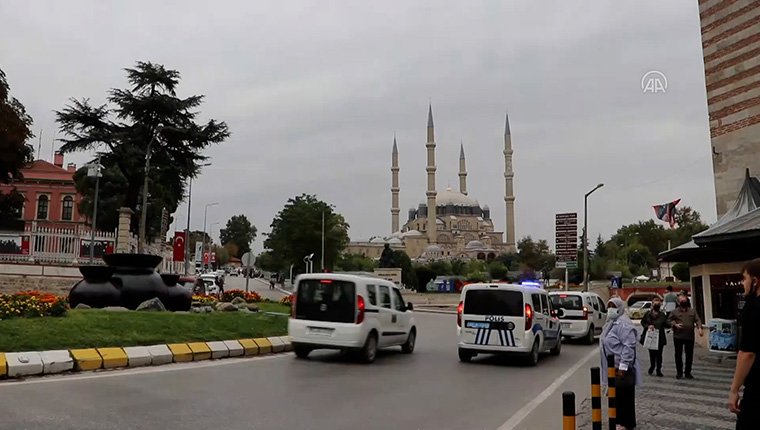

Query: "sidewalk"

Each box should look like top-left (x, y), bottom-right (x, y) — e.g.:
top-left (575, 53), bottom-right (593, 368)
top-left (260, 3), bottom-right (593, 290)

top-left (576, 340), bottom-right (737, 429)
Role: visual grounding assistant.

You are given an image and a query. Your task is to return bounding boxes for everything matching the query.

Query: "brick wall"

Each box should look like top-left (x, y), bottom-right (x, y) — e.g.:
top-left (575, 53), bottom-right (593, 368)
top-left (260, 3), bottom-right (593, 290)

top-left (700, 0), bottom-right (760, 217)
top-left (0, 275), bottom-right (76, 296)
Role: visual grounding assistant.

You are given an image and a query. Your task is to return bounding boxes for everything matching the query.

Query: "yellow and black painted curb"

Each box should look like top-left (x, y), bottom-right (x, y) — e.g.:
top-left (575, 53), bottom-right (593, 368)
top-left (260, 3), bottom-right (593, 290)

top-left (0, 336), bottom-right (292, 379)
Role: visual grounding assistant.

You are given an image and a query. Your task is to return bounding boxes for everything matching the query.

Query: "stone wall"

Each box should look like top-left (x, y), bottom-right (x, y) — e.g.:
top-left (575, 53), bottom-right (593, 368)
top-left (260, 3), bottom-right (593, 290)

top-left (0, 275), bottom-right (76, 296)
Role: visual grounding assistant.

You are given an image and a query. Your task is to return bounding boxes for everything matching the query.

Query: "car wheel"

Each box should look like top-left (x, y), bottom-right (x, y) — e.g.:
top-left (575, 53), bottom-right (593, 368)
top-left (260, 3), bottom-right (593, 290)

top-left (401, 328), bottom-right (416, 354)
top-left (360, 332), bottom-right (378, 363)
top-left (458, 348), bottom-right (474, 363)
top-left (526, 339), bottom-right (540, 366)
top-left (585, 325), bottom-right (596, 345)
top-left (293, 345), bottom-right (312, 359)
top-left (550, 336), bottom-right (562, 356)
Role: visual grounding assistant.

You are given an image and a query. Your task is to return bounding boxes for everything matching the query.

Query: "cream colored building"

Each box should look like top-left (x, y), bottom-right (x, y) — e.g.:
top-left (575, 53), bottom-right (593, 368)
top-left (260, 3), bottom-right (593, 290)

top-left (347, 105), bottom-right (517, 261)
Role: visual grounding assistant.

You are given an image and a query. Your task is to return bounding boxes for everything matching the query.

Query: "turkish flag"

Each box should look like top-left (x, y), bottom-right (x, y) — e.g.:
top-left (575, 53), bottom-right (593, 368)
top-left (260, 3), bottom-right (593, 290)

top-left (173, 231), bottom-right (186, 262)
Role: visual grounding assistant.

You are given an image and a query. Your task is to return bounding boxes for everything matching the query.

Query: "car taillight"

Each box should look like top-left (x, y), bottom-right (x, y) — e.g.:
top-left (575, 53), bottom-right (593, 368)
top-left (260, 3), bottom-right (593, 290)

top-left (457, 301), bottom-right (464, 327)
top-left (582, 306), bottom-right (589, 320)
top-left (525, 304), bottom-right (533, 330)
top-left (356, 295), bottom-right (365, 324)
top-left (290, 294), bottom-right (296, 319)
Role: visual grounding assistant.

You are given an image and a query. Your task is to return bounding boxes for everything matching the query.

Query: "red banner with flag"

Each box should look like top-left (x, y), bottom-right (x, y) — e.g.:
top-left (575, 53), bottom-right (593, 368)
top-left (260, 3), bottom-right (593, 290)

top-left (173, 231), bottom-right (185, 262)
top-left (653, 199), bottom-right (681, 228)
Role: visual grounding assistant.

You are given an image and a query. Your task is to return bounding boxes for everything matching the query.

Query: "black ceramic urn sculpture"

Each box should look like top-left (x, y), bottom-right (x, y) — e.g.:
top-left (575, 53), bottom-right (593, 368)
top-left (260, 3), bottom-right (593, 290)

top-left (69, 253), bottom-right (192, 311)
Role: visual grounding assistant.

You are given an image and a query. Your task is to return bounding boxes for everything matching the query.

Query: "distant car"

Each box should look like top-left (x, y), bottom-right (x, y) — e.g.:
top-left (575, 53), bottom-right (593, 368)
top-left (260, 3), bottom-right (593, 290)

top-left (627, 301), bottom-right (652, 320)
top-left (199, 273), bottom-right (220, 295)
top-left (549, 291), bottom-right (606, 344)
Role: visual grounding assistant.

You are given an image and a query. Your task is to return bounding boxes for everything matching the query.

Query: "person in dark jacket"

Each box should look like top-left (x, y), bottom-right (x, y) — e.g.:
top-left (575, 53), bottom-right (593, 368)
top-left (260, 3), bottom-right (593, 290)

top-left (667, 295), bottom-right (704, 379)
top-left (729, 258), bottom-right (760, 429)
top-left (641, 296), bottom-right (669, 377)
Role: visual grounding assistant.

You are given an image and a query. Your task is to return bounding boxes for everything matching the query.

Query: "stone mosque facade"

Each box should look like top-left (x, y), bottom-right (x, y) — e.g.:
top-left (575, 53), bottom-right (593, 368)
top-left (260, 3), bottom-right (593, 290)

top-left (346, 105), bottom-right (517, 261)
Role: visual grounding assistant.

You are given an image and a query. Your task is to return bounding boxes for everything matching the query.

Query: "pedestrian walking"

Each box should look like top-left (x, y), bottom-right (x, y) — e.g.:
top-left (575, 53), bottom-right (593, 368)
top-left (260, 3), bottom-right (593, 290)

top-left (667, 294), bottom-right (703, 379)
top-left (729, 258), bottom-right (760, 429)
top-left (640, 296), bottom-right (668, 377)
top-left (217, 275), bottom-right (225, 298)
top-left (663, 286), bottom-right (678, 315)
top-left (601, 297), bottom-right (642, 430)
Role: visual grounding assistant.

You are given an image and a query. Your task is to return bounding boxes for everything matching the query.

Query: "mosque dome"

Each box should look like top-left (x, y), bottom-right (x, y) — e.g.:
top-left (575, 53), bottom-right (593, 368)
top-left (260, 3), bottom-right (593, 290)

top-left (436, 187), bottom-right (480, 208)
top-left (402, 230), bottom-right (422, 237)
top-left (388, 237), bottom-right (403, 245)
top-left (424, 244), bottom-right (443, 253)
top-left (369, 237), bottom-right (386, 244)
top-left (465, 240), bottom-right (486, 250)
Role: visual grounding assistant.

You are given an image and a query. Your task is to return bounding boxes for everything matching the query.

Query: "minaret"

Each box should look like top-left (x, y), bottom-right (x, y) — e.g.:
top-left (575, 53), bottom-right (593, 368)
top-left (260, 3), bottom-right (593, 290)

top-left (504, 112), bottom-right (516, 250)
top-left (426, 104), bottom-right (438, 243)
top-left (459, 142), bottom-right (467, 196)
top-left (391, 136), bottom-right (400, 234)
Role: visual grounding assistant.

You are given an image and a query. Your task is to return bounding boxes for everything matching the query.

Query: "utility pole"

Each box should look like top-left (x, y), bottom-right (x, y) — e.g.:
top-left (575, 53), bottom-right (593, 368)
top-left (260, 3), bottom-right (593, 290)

top-left (138, 124), bottom-right (164, 254)
top-left (184, 177), bottom-right (192, 275)
top-left (321, 211), bottom-right (325, 272)
top-left (583, 183), bottom-right (604, 292)
top-left (87, 154), bottom-right (102, 263)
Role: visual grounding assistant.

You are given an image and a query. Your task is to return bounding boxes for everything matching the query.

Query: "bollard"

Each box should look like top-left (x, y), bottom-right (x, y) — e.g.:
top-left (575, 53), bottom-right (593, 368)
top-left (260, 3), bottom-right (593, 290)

top-left (607, 355), bottom-right (616, 430)
top-left (562, 391), bottom-right (576, 430)
top-left (590, 367), bottom-right (602, 430)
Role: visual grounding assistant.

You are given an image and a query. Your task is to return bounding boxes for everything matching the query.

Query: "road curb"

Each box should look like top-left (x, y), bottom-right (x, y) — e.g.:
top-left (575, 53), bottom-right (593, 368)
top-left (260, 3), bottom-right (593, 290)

top-left (0, 336), bottom-right (291, 381)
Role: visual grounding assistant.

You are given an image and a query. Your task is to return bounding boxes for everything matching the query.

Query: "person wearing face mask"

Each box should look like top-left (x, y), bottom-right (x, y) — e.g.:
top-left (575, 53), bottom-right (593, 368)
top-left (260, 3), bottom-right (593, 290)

top-left (640, 297), bottom-right (669, 376)
top-left (601, 297), bottom-right (641, 430)
top-left (667, 293), bottom-right (704, 379)
top-left (728, 258), bottom-right (760, 429)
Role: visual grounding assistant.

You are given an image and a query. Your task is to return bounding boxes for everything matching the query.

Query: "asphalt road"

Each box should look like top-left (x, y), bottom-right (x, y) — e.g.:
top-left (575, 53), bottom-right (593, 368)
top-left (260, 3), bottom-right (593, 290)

top-left (225, 275), bottom-right (287, 301)
top-left (0, 312), bottom-right (598, 430)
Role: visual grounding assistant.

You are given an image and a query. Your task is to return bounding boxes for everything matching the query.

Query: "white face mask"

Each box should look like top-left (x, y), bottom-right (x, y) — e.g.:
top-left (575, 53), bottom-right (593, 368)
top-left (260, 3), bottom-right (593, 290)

top-left (607, 308), bottom-right (620, 320)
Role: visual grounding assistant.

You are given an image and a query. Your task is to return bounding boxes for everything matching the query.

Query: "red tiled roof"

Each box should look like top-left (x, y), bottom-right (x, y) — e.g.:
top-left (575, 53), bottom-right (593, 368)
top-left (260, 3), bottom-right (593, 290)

top-left (19, 160), bottom-right (74, 182)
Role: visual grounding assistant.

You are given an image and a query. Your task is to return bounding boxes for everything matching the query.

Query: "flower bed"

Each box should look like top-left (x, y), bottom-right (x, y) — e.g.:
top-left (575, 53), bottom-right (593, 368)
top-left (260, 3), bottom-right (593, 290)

top-left (192, 294), bottom-right (219, 305)
top-left (0, 291), bottom-right (69, 319)
top-left (221, 289), bottom-right (262, 303)
top-left (279, 294), bottom-right (293, 307)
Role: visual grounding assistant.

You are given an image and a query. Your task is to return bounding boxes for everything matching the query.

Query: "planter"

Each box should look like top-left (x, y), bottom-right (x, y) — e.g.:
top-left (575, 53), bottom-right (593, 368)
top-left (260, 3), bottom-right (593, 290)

top-left (70, 254), bottom-right (191, 311)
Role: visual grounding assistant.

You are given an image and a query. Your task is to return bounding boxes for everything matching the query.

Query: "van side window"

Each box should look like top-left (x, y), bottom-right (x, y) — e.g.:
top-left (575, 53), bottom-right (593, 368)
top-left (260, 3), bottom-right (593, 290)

top-left (597, 297), bottom-right (606, 313)
top-left (367, 285), bottom-right (377, 306)
top-left (540, 295), bottom-right (550, 315)
top-left (591, 296), bottom-right (599, 311)
top-left (392, 288), bottom-right (406, 311)
top-left (532, 294), bottom-right (542, 312)
top-left (378, 285), bottom-right (392, 309)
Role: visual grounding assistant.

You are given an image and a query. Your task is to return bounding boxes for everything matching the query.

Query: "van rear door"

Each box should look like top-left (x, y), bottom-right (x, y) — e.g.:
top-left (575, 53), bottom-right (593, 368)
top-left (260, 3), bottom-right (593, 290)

top-left (462, 289), bottom-right (524, 348)
top-left (294, 279), bottom-right (356, 323)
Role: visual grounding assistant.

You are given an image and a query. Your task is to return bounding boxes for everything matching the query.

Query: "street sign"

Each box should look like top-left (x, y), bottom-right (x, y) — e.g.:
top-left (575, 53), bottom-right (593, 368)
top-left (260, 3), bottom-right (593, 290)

top-left (241, 252), bottom-right (254, 267)
top-left (555, 212), bottom-right (578, 264)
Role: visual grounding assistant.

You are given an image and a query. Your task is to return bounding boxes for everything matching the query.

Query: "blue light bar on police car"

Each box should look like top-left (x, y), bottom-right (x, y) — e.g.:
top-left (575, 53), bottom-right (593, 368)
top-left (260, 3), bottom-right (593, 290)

top-left (521, 281), bottom-right (542, 287)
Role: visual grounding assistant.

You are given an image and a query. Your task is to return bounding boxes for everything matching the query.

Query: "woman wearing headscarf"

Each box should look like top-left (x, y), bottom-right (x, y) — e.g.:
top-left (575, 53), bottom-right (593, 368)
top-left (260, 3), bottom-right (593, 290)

top-left (601, 297), bottom-right (642, 430)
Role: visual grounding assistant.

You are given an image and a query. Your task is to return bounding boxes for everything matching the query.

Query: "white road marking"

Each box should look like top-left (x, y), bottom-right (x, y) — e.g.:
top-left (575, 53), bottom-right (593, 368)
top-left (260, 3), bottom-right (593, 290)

top-left (0, 353), bottom-right (291, 388)
top-left (496, 346), bottom-right (599, 430)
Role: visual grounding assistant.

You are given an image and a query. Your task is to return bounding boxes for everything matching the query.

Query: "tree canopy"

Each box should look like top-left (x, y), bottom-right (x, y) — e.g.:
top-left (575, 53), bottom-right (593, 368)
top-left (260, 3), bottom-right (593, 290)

top-left (219, 214), bottom-right (257, 258)
top-left (0, 68), bottom-right (35, 224)
top-left (55, 61), bottom-right (229, 238)
top-left (263, 194), bottom-right (350, 272)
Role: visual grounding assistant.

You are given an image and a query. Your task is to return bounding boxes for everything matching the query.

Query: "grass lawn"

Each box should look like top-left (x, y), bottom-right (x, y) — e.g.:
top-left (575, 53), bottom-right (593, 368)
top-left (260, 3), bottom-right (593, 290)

top-left (0, 304), bottom-right (290, 352)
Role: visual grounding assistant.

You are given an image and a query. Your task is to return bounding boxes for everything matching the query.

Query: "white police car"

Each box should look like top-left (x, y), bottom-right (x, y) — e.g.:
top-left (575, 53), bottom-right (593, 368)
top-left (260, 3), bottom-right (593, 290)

top-left (456, 282), bottom-right (562, 365)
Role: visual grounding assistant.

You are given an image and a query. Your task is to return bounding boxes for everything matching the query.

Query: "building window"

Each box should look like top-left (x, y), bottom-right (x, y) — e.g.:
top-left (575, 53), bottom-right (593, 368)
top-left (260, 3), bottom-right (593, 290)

top-left (36, 195), bottom-right (49, 220)
top-left (61, 196), bottom-right (74, 221)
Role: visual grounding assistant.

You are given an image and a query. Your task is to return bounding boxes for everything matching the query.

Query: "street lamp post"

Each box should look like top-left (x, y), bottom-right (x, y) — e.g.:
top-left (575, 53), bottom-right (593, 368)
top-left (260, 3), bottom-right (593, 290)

top-left (87, 154), bottom-right (103, 263)
top-left (583, 183), bottom-right (604, 292)
top-left (184, 163), bottom-right (212, 275)
top-left (138, 124), bottom-right (164, 254)
top-left (202, 202), bottom-right (219, 272)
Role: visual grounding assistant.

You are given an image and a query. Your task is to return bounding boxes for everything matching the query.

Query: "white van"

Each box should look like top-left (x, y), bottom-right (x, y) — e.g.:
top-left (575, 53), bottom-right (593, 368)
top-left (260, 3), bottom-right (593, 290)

top-left (548, 291), bottom-right (606, 344)
top-left (288, 273), bottom-right (417, 363)
top-left (457, 283), bottom-right (562, 365)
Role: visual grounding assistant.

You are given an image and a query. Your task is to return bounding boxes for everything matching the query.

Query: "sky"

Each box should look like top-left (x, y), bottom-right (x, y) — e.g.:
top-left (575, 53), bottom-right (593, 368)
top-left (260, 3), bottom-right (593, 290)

top-left (0, 0), bottom-right (716, 253)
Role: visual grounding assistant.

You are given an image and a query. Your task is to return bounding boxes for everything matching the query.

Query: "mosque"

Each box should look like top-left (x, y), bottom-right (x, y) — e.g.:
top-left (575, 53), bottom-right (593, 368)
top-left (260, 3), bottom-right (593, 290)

top-left (346, 104), bottom-right (517, 261)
